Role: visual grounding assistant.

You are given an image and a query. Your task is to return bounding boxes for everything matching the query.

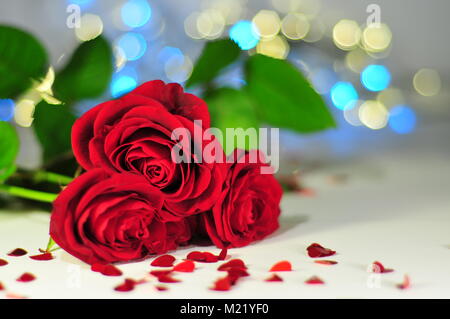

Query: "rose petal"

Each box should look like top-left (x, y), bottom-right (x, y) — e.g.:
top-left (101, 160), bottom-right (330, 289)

top-left (29, 253), bottom-right (54, 261)
top-left (114, 279), bottom-right (136, 292)
top-left (218, 259), bottom-right (247, 271)
top-left (158, 274), bottom-right (180, 283)
top-left (91, 263), bottom-right (106, 273)
top-left (0, 259), bottom-right (8, 266)
top-left (372, 261), bottom-right (394, 273)
top-left (269, 261), bottom-right (292, 272)
top-left (156, 285), bottom-right (168, 291)
top-left (17, 272), bottom-right (36, 282)
top-left (227, 268), bottom-right (249, 285)
top-left (7, 248), bottom-right (27, 257)
top-left (173, 260), bottom-right (195, 272)
top-left (265, 274), bottom-right (283, 282)
top-left (0, 282), bottom-right (4, 290)
top-left (150, 270), bottom-right (173, 278)
top-left (151, 254), bottom-right (176, 267)
top-left (314, 260), bottom-right (338, 265)
top-left (186, 251), bottom-right (218, 263)
top-left (218, 247), bottom-right (228, 261)
top-left (307, 243), bottom-right (336, 258)
top-left (305, 276), bottom-right (324, 285)
top-left (101, 264), bottom-right (123, 276)
top-left (211, 277), bottom-right (231, 291)
top-left (397, 275), bottom-right (411, 290)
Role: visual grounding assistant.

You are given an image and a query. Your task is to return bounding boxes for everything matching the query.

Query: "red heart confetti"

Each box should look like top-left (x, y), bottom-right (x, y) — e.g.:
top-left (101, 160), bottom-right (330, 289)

top-left (307, 243), bottom-right (336, 258)
top-left (173, 260), bottom-right (195, 272)
top-left (218, 247), bottom-right (228, 261)
top-left (155, 285), bottom-right (168, 291)
top-left (372, 261), bottom-right (394, 273)
top-left (29, 252), bottom-right (54, 261)
top-left (265, 274), bottom-right (283, 282)
top-left (218, 259), bottom-right (247, 271)
top-left (0, 259), bottom-right (8, 266)
top-left (17, 272), bottom-right (36, 282)
top-left (269, 261), bottom-right (292, 272)
top-left (151, 254), bottom-right (176, 267)
top-left (211, 277), bottom-right (231, 291)
top-left (7, 248), bottom-right (27, 257)
top-left (305, 276), bottom-right (324, 285)
top-left (397, 275), bottom-right (411, 290)
top-left (314, 260), bottom-right (338, 266)
top-left (91, 263), bottom-right (123, 276)
top-left (114, 279), bottom-right (136, 292)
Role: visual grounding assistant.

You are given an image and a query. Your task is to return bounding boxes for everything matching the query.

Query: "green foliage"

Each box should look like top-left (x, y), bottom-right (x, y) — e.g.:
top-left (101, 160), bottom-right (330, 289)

top-left (186, 39), bottom-right (241, 88)
top-left (0, 25), bottom-right (48, 99)
top-left (245, 54), bottom-right (335, 133)
top-left (0, 122), bottom-right (19, 182)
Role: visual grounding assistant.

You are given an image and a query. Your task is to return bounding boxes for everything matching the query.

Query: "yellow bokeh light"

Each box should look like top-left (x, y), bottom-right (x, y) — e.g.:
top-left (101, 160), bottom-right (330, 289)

top-left (75, 14), bottom-right (103, 42)
top-left (281, 13), bottom-right (310, 40)
top-left (210, 0), bottom-right (244, 25)
top-left (343, 100), bottom-right (363, 126)
top-left (113, 46), bottom-right (127, 72)
top-left (14, 99), bottom-right (36, 127)
top-left (165, 55), bottom-right (193, 83)
top-left (184, 12), bottom-right (203, 39)
top-left (333, 19), bottom-right (361, 50)
top-left (271, 0), bottom-right (301, 13)
top-left (256, 35), bottom-right (289, 59)
top-left (359, 100), bottom-right (389, 130)
top-left (196, 9), bottom-right (225, 40)
top-left (253, 10), bottom-right (281, 39)
top-left (376, 88), bottom-right (404, 109)
top-left (361, 23), bottom-right (392, 52)
top-left (345, 49), bottom-right (370, 73)
top-left (413, 68), bottom-right (441, 97)
top-left (303, 19), bottom-right (325, 42)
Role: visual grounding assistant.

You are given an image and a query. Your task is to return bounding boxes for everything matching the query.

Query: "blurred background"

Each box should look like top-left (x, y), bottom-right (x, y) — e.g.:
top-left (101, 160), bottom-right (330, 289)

top-left (0, 0), bottom-right (448, 175)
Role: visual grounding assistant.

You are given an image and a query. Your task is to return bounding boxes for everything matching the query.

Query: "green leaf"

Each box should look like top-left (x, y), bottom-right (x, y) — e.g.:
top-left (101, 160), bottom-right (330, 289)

top-left (0, 25), bottom-right (48, 98)
top-left (186, 39), bottom-right (241, 88)
top-left (0, 121), bottom-right (19, 182)
top-left (205, 88), bottom-right (260, 154)
top-left (245, 54), bottom-right (335, 133)
top-left (33, 101), bottom-right (76, 162)
top-left (53, 36), bottom-right (113, 102)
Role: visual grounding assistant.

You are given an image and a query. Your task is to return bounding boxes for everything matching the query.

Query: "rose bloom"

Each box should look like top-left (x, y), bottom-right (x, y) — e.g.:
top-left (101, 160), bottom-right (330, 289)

top-left (196, 150), bottom-right (282, 248)
top-left (50, 169), bottom-right (191, 265)
top-left (71, 80), bottom-right (226, 220)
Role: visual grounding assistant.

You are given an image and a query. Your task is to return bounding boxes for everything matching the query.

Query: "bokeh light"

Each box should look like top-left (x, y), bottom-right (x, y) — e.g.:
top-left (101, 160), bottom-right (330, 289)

top-left (310, 68), bottom-right (337, 94)
top-left (68, 0), bottom-right (93, 8)
top-left (281, 13), bottom-right (309, 40)
top-left (229, 20), bottom-right (260, 50)
top-left (388, 105), bottom-right (417, 134)
top-left (14, 99), bottom-right (35, 127)
top-left (302, 19), bottom-right (325, 43)
top-left (197, 9), bottom-right (225, 39)
top-left (361, 23), bottom-right (392, 53)
top-left (110, 75), bottom-right (137, 98)
top-left (332, 19), bottom-right (361, 50)
top-left (0, 99), bottom-right (15, 121)
top-left (413, 68), bottom-right (441, 97)
top-left (330, 81), bottom-right (358, 110)
top-left (377, 88), bottom-right (404, 109)
top-left (359, 100), bottom-right (388, 129)
top-left (121, 0), bottom-right (152, 29)
top-left (210, 0), bottom-right (244, 25)
top-left (343, 100), bottom-right (363, 126)
top-left (271, 0), bottom-right (301, 13)
top-left (256, 35), bottom-right (289, 59)
top-left (75, 13), bottom-right (103, 41)
top-left (252, 10), bottom-right (281, 39)
top-left (345, 49), bottom-right (370, 73)
top-left (165, 55), bottom-right (193, 83)
top-left (361, 64), bottom-right (391, 92)
top-left (116, 32), bottom-right (147, 61)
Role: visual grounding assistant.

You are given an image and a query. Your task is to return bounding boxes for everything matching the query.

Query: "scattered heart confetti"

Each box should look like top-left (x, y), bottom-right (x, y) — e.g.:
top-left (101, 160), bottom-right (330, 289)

top-left (173, 260), bottom-right (195, 272)
top-left (155, 285), bottom-right (168, 291)
top-left (17, 272), bottom-right (36, 282)
top-left (314, 260), bottom-right (338, 265)
top-left (265, 274), bottom-right (283, 282)
top-left (305, 276), bottom-right (324, 285)
top-left (7, 248), bottom-right (27, 257)
top-left (218, 247), bottom-right (228, 260)
top-left (397, 275), bottom-right (411, 290)
top-left (151, 254), bottom-right (176, 267)
top-left (114, 279), bottom-right (136, 292)
top-left (211, 277), bottom-right (231, 291)
top-left (269, 261), bottom-right (292, 272)
top-left (186, 251), bottom-right (218, 263)
top-left (29, 252), bottom-right (54, 261)
top-left (0, 258), bottom-right (8, 266)
top-left (91, 264), bottom-right (123, 276)
top-left (307, 243), bottom-right (336, 258)
top-left (372, 261), bottom-right (394, 273)
top-left (218, 259), bottom-right (247, 271)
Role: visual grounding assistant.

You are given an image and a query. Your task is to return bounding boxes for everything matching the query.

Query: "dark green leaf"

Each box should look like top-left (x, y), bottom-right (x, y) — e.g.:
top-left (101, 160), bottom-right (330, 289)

top-left (245, 54), bottom-right (335, 133)
top-left (186, 39), bottom-right (241, 88)
top-left (0, 25), bottom-right (48, 98)
top-left (205, 88), bottom-right (259, 154)
top-left (33, 101), bottom-right (76, 162)
top-left (53, 36), bottom-right (113, 102)
top-left (0, 121), bottom-right (19, 182)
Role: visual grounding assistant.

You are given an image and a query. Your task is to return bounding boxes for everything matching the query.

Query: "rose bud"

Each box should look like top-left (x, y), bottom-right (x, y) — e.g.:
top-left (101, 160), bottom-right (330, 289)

top-left (50, 169), bottom-right (191, 265)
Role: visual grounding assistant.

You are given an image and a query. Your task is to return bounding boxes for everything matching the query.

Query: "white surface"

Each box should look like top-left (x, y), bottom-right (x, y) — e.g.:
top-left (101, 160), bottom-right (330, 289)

top-left (0, 125), bottom-right (450, 299)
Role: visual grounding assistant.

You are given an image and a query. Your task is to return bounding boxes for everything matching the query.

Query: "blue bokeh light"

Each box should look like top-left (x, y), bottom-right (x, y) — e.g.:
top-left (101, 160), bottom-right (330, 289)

top-left (67, 0), bottom-right (94, 8)
top-left (0, 99), bottom-right (15, 121)
top-left (330, 82), bottom-right (358, 110)
top-left (110, 74), bottom-right (137, 98)
top-left (229, 21), bottom-right (260, 50)
top-left (117, 32), bottom-right (147, 61)
top-left (388, 105), bottom-right (416, 134)
top-left (121, 0), bottom-right (152, 28)
top-left (158, 46), bottom-right (184, 64)
top-left (361, 65), bottom-right (391, 92)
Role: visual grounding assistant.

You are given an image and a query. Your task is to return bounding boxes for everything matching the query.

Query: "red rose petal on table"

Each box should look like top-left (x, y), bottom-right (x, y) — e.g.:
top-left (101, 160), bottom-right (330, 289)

top-left (0, 259), bottom-right (8, 266)
top-left (203, 252), bottom-right (219, 263)
top-left (314, 260), bottom-right (338, 265)
top-left (155, 285), bottom-right (168, 291)
top-left (91, 263), bottom-right (105, 272)
top-left (114, 279), bottom-right (136, 292)
top-left (211, 277), bottom-right (231, 291)
top-left (265, 274), bottom-right (283, 282)
top-left (186, 251), bottom-right (218, 263)
top-left (7, 248), bottom-right (27, 257)
top-left (305, 276), bottom-right (324, 285)
top-left (372, 261), bottom-right (394, 273)
top-left (307, 243), bottom-right (336, 258)
top-left (158, 274), bottom-right (180, 283)
top-left (17, 272), bottom-right (36, 282)
top-left (397, 275), bottom-right (411, 290)
top-left (218, 247), bottom-right (228, 261)
top-left (173, 260), bottom-right (195, 272)
top-left (218, 259), bottom-right (247, 271)
top-left (269, 261), bottom-right (292, 272)
top-left (29, 252), bottom-right (54, 261)
top-left (226, 268), bottom-right (249, 285)
top-left (151, 254), bottom-right (176, 267)
top-left (0, 282), bottom-right (4, 290)
top-left (101, 264), bottom-right (123, 276)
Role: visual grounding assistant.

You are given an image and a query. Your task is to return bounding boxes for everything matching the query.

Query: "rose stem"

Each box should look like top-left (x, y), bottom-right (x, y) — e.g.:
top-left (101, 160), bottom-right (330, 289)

top-left (0, 184), bottom-right (58, 203)
top-left (32, 171), bottom-right (73, 185)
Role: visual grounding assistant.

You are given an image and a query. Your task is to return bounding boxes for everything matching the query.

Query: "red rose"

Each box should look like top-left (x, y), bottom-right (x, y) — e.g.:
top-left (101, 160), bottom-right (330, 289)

top-left (50, 169), bottom-right (191, 265)
top-left (198, 150), bottom-right (282, 248)
top-left (71, 80), bottom-right (226, 219)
